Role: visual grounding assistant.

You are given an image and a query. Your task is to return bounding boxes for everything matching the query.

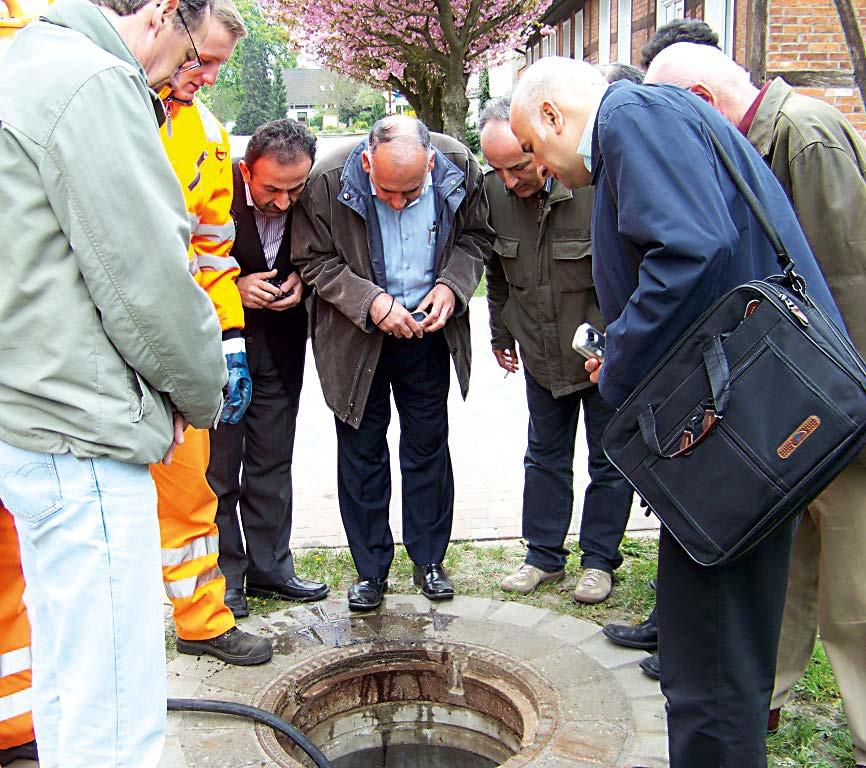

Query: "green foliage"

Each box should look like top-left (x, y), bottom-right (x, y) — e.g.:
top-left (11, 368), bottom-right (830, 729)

top-left (199, 0), bottom-right (297, 126)
top-left (464, 119), bottom-right (480, 154)
top-left (477, 68), bottom-right (491, 108)
top-left (353, 119), bottom-right (370, 131)
top-left (233, 38), bottom-right (275, 135)
top-left (308, 113), bottom-right (324, 130)
top-left (270, 71), bottom-right (288, 120)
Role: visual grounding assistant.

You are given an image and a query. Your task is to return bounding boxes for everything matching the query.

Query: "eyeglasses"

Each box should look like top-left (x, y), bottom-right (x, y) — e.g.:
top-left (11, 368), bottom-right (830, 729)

top-left (175, 7), bottom-right (202, 73)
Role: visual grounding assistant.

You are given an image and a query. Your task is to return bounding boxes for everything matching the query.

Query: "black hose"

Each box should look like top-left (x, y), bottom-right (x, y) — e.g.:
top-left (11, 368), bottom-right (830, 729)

top-left (167, 697), bottom-right (333, 768)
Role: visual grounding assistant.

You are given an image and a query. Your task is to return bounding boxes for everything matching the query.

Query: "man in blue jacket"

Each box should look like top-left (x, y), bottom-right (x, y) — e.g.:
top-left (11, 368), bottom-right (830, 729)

top-left (511, 57), bottom-right (843, 768)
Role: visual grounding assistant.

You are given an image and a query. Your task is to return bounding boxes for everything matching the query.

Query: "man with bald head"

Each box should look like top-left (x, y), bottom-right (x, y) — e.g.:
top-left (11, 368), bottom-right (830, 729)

top-left (510, 57), bottom-right (845, 767)
top-left (480, 94), bottom-right (633, 605)
top-left (292, 116), bottom-right (492, 611)
top-left (647, 43), bottom-right (866, 768)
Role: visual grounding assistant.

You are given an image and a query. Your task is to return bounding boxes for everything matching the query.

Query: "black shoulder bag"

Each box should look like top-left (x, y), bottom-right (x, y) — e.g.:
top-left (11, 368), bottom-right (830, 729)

top-left (601, 129), bottom-right (866, 566)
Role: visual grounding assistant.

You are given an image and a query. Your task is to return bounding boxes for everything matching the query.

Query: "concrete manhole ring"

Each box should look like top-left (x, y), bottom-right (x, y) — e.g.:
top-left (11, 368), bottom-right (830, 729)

top-left (164, 595), bottom-right (669, 768)
top-left (256, 639), bottom-right (560, 767)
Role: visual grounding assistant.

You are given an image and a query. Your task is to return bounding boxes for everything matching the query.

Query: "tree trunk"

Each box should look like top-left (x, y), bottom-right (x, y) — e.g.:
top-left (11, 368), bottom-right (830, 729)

top-left (832, 0), bottom-right (866, 111)
top-left (441, 69), bottom-right (469, 145)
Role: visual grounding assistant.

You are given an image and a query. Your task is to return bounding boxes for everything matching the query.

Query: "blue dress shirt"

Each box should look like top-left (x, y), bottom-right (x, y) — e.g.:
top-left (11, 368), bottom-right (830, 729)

top-left (372, 173), bottom-right (437, 310)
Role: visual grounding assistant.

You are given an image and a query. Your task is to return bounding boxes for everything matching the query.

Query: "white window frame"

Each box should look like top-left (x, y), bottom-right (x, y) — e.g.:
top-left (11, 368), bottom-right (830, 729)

top-left (563, 18), bottom-right (572, 58)
top-left (704, 0), bottom-right (735, 56)
top-left (617, 0), bottom-right (632, 63)
top-left (574, 9), bottom-right (585, 60)
top-left (656, 0), bottom-right (684, 26)
top-left (551, 26), bottom-right (559, 56)
top-left (599, 0), bottom-right (611, 65)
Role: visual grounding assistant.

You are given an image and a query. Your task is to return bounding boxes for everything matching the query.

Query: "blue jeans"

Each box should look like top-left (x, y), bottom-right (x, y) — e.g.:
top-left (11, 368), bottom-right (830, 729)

top-left (0, 440), bottom-right (166, 768)
top-left (522, 372), bottom-right (633, 573)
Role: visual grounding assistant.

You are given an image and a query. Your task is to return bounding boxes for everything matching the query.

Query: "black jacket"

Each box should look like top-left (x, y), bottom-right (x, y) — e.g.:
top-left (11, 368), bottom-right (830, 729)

top-left (230, 161), bottom-right (307, 396)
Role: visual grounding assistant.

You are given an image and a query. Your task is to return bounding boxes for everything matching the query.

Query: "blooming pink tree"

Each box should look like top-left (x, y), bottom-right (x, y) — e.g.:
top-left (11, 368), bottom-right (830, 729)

top-left (263, 0), bottom-right (546, 142)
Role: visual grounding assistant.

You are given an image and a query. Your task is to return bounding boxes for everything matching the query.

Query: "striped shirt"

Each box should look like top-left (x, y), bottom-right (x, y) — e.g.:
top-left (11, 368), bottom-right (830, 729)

top-left (245, 183), bottom-right (287, 269)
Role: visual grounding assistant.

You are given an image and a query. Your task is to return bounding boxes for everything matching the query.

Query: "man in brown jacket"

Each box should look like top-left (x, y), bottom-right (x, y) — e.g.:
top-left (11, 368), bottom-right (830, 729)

top-left (292, 116), bottom-right (492, 611)
top-left (480, 97), bottom-right (633, 604)
top-left (647, 43), bottom-right (866, 768)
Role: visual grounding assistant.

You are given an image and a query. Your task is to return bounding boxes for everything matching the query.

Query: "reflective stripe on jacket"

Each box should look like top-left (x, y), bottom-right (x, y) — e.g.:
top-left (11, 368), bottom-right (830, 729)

top-left (161, 98), bottom-right (243, 333)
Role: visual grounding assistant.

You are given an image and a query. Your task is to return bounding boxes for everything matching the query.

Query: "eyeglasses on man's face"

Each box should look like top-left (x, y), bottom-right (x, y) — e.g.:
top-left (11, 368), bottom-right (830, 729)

top-left (175, 7), bottom-right (202, 73)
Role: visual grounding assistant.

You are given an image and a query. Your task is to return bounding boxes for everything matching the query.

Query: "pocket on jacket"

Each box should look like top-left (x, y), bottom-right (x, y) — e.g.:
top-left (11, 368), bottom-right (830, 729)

top-left (551, 238), bottom-right (594, 292)
top-left (0, 450), bottom-right (63, 525)
top-left (494, 236), bottom-right (530, 289)
top-left (127, 369), bottom-right (155, 424)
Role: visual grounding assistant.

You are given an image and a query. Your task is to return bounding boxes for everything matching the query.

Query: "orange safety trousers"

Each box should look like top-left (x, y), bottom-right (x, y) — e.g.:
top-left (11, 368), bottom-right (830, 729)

top-left (150, 426), bottom-right (235, 641)
top-left (0, 505), bottom-right (34, 750)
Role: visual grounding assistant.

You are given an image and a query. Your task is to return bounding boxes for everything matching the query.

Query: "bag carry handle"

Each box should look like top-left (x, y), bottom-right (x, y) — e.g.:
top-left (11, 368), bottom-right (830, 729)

top-left (639, 336), bottom-right (730, 459)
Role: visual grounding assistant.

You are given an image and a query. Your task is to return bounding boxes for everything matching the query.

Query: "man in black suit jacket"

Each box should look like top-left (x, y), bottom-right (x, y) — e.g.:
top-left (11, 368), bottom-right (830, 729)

top-left (207, 120), bottom-right (327, 617)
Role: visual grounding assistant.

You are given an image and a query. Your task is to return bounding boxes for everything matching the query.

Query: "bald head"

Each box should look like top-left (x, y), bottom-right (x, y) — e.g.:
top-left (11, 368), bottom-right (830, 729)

top-left (510, 56), bottom-right (609, 188)
top-left (645, 42), bottom-right (758, 125)
top-left (362, 115), bottom-right (434, 210)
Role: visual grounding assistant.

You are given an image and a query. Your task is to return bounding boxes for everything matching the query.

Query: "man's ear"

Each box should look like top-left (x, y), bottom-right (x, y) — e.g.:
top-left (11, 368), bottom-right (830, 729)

top-left (361, 149), bottom-right (373, 175)
top-left (540, 100), bottom-right (565, 135)
top-left (426, 152), bottom-right (435, 173)
top-left (690, 83), bottom-right (717, 108)
top-left (239, 160), bottom-right (251, 184)
top-left (148, 0), bottom-right (177, 33)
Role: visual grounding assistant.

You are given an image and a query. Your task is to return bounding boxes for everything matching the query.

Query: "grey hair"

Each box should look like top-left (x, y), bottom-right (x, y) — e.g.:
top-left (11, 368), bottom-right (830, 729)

top-left (368, 116), bottom-right (431, 155)
top-left (92, 0), bottom-right (212, 31)
top-left (598, 62), bottom-right (645, 85)
top-left (478, 96), bottom-right (511, 134)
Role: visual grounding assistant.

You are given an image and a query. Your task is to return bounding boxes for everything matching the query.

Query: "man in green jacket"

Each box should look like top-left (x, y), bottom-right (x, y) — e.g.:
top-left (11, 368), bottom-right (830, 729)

top-left (480, 97), bottom-right (633, 604)
top-left (647, 43), bottom-right (866, 768)
top-left (292, 116), bottom-right (492, 611)
top-left (0, 0), bottom-right (227, 764)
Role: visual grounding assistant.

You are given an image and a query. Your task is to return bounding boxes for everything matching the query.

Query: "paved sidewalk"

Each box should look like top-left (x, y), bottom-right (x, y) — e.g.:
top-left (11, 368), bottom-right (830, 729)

top-left (289, 297), bottom-right (659, 549)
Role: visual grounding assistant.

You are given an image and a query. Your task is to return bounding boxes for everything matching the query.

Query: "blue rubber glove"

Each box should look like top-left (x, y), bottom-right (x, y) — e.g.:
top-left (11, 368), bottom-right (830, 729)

top-left (220, 338), bottom-right (252, 425)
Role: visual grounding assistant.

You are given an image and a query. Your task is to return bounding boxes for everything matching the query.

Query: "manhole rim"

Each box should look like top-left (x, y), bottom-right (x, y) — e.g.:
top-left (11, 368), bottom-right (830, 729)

top-left (255, 637), bottom-right (562, 768)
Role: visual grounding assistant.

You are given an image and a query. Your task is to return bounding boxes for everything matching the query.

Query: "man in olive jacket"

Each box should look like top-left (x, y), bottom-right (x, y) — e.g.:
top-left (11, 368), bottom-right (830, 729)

top-left (648, 43), bottom-right (866, 767)
top-left (480, 97), bottom-right (632, 604)
top-left (0, 0), bottom-right (226, 764)
top-left (292, 116), bottom-right (492, 611)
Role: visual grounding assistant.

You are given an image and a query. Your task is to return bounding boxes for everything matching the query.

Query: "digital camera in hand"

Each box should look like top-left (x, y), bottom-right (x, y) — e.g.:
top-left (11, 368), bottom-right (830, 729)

top-left (572, 323), bottom-right (606, 360)
top-left (264, 276), bottom-right (287, 299)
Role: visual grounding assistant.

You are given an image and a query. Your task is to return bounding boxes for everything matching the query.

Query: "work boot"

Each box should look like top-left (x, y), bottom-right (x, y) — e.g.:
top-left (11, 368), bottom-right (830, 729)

top-left (176, 627), bottom-right (272, 666)
top-left (602, 615), bottom-right (658, 651)
top-left (224, 588), bottom-right (249, 619)
top-left (500, 563), bottom-right (564, 595)
top-left (573, 568), bottom-right (612, 604)
top-left (0, 739), bottom-right (38, 765)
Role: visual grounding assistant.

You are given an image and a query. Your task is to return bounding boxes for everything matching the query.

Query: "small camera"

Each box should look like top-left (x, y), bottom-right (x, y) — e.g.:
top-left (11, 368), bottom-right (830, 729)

top-left (264, 276), bottom-right (286, 298)
top-left (410, 310), bottom-right (428, 323)
top-left (572, 323), bottom-right (606, 360)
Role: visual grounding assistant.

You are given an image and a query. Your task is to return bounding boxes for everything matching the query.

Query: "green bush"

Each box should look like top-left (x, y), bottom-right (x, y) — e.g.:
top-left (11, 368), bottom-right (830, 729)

top-left (353, 119), bottom-right (370, 131)
top-left (309, 113), bottom-right (324, 130)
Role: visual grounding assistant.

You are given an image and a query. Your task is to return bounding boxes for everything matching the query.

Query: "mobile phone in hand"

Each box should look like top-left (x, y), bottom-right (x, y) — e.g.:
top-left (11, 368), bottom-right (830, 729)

top-left (572, 323), bottom-right (606, 360)
top-left (410, 310), bottom-right (428, 323)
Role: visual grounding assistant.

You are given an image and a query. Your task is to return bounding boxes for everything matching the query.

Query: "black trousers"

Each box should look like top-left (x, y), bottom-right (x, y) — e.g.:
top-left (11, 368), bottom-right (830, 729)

top-left (207, 335), bottom-right (302, 589)
top-left (657, 520), bottom-right (795, 768)
top-left (522, 371), bottom-right (633, 573)
top-left (335, 333), bottom-right (453, 579)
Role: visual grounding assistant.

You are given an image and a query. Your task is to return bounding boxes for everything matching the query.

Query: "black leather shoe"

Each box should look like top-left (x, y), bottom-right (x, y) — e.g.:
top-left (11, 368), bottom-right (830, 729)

top-left (176, 626), bottom-right (273, 666)
top-left (224, 588), bottom-right (249, 619)
top-left (602, 617), bottom-right (658, 651)
top-left (413, 563), bottom-right (455, 601)
top-left (348, 577), bottom-right (388, 611)
top-left (0, 739), bottom-right (38, 764)
top-left (246, 576), bottom-right (329, 603)
top-left (640, 654), bottom-right (660, 680)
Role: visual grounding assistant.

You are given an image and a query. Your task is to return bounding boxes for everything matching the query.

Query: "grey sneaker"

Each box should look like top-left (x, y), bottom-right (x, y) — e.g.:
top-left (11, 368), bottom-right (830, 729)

top-left (500, 563), bottom-right (565, 595)
top-left (573, 568), bottom-right (613, 604)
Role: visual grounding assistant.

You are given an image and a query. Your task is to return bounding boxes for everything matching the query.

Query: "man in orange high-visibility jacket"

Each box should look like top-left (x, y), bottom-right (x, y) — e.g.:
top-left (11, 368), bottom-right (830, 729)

top-left (153, 0), bottom-right (271, 665)
top-left (0, 507), bottom-right (37, 765)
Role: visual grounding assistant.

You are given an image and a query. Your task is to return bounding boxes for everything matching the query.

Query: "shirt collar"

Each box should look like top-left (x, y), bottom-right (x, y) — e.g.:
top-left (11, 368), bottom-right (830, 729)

top-left (577, 105), bottom-right (598, 173)
top-left (738, 79), bottom-right (774, 138)
top-left (370, 172), bottom-right (433, 209)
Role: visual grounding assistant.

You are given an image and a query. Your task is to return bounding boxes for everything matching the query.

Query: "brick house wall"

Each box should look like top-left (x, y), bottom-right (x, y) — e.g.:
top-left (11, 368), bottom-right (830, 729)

top-left (525, 0), bottom-right (866, 137)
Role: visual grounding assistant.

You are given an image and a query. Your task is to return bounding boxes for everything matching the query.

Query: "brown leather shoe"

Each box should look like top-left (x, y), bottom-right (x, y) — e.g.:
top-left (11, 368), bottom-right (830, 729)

top-left (767, 707), bottom-right (781, 732)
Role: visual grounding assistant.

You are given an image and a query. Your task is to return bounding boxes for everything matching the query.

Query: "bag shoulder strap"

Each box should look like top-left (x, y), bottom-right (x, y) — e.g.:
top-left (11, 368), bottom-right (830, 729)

top-left (704, 127), bottom-right (795, 276)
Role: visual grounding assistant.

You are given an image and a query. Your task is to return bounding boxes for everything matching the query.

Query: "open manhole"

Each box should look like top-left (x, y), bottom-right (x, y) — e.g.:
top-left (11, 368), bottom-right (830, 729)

top-left (257, 640), bottom-right (560, 768)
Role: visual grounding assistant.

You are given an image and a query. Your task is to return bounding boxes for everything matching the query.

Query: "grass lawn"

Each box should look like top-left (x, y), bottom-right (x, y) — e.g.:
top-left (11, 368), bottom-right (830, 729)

top-left (168, 536), bottom-right (854, 767)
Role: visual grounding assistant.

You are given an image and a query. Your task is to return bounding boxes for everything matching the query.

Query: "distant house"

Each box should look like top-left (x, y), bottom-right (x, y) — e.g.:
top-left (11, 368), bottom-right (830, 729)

top-left (281, 69), bottom-right (341, 126)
